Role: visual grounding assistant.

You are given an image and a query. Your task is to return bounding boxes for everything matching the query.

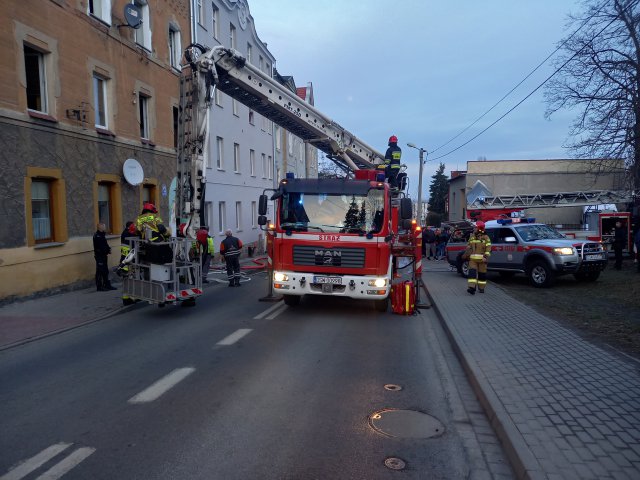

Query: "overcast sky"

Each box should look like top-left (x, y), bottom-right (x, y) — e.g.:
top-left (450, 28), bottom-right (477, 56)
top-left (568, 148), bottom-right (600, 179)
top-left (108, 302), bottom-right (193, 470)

top-left (248, 0), bottom-right (582, 198)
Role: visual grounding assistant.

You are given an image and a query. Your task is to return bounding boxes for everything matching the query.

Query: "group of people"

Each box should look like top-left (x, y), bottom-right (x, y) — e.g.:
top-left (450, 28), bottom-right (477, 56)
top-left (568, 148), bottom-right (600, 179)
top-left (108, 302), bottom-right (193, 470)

top-left (612, 220), bottom-right (640, 273)
top-left (93, 202), bottom-right (245, 298)
top-left (421, 227), bottom-right (450, 260)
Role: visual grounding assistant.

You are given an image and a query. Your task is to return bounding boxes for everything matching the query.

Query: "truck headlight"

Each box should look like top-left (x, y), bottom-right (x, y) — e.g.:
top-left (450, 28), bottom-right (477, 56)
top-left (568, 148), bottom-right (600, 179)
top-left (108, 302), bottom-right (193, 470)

top-left (553, 247), bottom-right (574, 255)
top-left (368, 278), bottom-right (388, 287)
top-left (274, 272), bottom-right (289, 282)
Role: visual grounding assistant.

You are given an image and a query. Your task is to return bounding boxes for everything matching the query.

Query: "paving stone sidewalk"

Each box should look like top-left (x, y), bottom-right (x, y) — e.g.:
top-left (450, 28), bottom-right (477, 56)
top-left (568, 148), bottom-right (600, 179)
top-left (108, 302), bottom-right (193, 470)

top-left (423, 263), bottom-right (640, 480)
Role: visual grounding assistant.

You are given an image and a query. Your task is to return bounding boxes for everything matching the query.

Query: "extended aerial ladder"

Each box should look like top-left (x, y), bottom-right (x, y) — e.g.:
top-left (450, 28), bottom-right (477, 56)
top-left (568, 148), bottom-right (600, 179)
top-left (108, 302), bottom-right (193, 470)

top-left (468, 190), bottom-right (635, 210)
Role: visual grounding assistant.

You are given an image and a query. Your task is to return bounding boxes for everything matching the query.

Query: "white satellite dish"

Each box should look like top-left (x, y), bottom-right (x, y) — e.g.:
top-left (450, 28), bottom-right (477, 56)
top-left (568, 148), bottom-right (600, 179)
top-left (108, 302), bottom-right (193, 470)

top-left (123, 158), bottom-right (144, 186)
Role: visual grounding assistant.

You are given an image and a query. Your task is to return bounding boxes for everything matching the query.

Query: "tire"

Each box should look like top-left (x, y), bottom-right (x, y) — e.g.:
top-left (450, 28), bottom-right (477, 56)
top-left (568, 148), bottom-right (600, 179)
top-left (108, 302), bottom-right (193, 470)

top-left (574, 271), bottom-right (600, 282)
top-left (283, 295), bottom-right (301, 306)
top-left (526, 260), bottom-right (555, 288)
top-left (374, 297), bottom-right (389, 312)
top-left (456, 253), bottom-right (469, 278)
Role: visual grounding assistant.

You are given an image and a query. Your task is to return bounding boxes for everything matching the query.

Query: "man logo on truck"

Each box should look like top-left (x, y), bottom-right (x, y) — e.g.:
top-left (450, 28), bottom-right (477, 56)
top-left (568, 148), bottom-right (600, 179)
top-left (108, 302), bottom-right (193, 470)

top-left (315, 250), bottom-right (342, 266)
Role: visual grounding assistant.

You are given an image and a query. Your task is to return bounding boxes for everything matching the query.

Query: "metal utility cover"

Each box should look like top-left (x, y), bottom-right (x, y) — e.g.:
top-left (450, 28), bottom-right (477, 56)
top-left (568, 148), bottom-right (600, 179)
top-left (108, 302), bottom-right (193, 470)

top-left (369, 409), bottom-right (445, 439)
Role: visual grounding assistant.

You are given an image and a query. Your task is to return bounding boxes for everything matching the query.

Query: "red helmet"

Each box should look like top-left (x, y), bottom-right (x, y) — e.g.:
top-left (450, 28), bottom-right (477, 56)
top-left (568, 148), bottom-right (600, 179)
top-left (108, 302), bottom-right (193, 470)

top-left (476, 221), bottom-right (486, 231)
top-left (143, 202), bottom-right (157, 214)
top-left (388, 135), bottom-right (398, 144)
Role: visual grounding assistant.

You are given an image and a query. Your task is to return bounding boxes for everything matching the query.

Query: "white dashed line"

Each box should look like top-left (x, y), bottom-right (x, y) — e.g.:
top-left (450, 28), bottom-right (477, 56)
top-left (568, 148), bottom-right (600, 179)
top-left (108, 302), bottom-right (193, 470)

top-left (35, 447), bottom-right (96, 480)
top-left (216, 328), bottom-right (253, 346)
top-left (253, 301), bottom-right (284, 320)
top-left (265, 303), bottom-right (288, 320)
top-left (1, 444), bottom-right (72, 480)
top-left (128, 367), bottom-right (195, 404)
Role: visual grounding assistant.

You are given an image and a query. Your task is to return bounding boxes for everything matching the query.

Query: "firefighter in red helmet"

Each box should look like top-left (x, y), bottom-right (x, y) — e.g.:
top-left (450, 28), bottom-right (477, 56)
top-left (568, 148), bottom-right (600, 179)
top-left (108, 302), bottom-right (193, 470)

top-left (135, 202), bottom-right (168, 242)
top-left (383, 135), bottom-right (402, 189)
top-left (463, 220), bottom-right (492, 294)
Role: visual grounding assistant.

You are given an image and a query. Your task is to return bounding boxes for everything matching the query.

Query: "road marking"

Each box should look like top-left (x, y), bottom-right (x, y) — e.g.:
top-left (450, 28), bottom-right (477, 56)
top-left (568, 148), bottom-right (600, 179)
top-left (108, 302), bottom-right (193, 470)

top-left (216, 328), bottom-right (253, 346)
top-left (0, 443), bottom-right (72, 480)
top-left (128, 367), bottom-right (195, 404)
top-left (35, 447), bottom-right (96, 480)
top-left (265, 303), bottom-right (288, 320)
top-left (253, 301), bottom-right (284, 320)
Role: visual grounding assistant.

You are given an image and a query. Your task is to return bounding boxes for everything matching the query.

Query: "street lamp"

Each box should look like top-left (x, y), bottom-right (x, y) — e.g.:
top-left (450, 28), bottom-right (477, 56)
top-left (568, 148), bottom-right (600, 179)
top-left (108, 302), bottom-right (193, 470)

top-left (407, 143), bottom-right (426, 224)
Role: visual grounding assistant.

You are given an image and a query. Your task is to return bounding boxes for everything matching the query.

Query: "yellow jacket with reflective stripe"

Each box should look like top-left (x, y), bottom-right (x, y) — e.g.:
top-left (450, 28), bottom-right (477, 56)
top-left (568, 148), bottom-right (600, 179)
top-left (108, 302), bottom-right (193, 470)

top-left (465, 232), bottom-right (491, 261)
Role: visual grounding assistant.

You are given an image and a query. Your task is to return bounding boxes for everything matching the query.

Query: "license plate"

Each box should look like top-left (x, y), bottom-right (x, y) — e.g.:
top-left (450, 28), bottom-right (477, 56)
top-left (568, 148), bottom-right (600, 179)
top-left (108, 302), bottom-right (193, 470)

top-left (314, 276), bottom-right (342, 285)
top-left (585, 254), bottom-right (603, 260)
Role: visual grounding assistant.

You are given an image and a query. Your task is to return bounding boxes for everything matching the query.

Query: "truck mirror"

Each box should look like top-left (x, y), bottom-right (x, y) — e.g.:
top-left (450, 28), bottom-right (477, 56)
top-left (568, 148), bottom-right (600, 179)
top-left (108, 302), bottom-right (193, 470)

top-left (258, 215), bottom-right (267, 226)
top-left (258, 195), bottom-right (268, 215)
top-left (400, 198), bottom-right (412, 220)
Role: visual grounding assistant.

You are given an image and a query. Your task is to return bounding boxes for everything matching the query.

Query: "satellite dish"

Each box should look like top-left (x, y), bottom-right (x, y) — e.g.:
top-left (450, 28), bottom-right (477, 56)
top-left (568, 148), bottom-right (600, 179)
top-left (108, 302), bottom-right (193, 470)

top-left (123, 158), bottom-right (144, 186)
top-left (123, 3), bottom-right (142, 29)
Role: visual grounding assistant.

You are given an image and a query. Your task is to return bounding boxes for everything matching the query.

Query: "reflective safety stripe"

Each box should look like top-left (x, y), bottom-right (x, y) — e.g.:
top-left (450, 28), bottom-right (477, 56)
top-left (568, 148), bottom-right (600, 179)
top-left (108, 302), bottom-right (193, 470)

top-left (468, 278), bottom-right (478, 285)
top-left (477, 280), bottom-right (487, 285)
top-left (470, 254), bottom-right (484, 260)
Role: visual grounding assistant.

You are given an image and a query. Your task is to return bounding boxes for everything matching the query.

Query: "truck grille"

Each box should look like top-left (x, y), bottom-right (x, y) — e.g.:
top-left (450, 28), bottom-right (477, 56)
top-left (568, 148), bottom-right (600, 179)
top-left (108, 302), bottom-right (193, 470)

top-left (575, 243), bottom-right (603, 256)
top-left (293, 245), bottom-right (366, 268)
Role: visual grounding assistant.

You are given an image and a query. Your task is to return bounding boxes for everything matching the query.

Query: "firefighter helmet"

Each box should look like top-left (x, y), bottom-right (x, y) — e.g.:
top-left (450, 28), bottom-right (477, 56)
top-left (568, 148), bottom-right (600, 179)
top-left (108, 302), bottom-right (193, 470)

top-left (476, 221), bottom-right (486, 231)
top-left (142, 202), bottom-right (157, 214)
top-left (388, 135), bottom-right (398, 144)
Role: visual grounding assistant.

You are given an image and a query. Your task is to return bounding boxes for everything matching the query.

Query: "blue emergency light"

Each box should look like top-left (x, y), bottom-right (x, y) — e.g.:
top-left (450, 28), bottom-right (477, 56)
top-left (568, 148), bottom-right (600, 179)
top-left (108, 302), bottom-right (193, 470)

top-left (376, 172), bottom-right (385, 182)
top-left (286, 172), bottom-right (295, 179)
top-left (497, 218), bottom-right (536, 225)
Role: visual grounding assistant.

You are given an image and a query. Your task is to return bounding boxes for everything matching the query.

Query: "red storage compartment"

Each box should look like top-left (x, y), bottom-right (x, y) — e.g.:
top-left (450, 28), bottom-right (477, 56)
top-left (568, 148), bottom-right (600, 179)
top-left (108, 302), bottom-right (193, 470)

top-left (391, 281), bottom-right (415, 315)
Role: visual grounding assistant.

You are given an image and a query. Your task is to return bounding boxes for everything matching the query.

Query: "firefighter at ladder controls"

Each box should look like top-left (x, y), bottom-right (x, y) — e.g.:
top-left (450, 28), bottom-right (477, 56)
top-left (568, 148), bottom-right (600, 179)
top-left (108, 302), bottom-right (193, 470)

top-left (464, 221), bottom-right (492, 294)
top-left (384, 135), bottom-right (402, 189)
top-left (220, 229), bottom-right (243, 287)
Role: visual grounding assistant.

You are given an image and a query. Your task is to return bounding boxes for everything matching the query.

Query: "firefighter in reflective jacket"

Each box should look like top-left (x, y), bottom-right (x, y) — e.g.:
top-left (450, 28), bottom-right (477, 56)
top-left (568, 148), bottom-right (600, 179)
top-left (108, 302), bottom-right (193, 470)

top-left (135, 203), bottom-right (168, 242)
top-left (384, 135), bottom-right (402, 188)
top-left (120, 221), bottom-right (137, 305)
top-left (220, 229), bottom-right (243, 287)
top-left (464, 221), bottom-right (492, 294)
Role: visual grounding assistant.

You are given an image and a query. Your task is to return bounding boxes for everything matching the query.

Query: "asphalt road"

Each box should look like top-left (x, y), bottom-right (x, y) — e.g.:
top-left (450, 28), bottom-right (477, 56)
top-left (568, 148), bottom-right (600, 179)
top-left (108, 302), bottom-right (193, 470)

top-left (0, 272), bottom-right (511, 479)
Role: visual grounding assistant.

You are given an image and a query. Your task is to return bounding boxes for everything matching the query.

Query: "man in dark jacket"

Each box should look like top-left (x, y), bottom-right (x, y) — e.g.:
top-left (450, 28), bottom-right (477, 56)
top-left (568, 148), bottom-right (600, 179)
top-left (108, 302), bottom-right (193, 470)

top-left (422, 227), bottom-right (436, 259)
top-left (220, 229), bottom-right (243, 287)
top-left (612, 221), bottom-right (626, 270)
top-left (93, 223), bottom-right (116, 291)
top-left (384, 135), bottom-right (402, 189)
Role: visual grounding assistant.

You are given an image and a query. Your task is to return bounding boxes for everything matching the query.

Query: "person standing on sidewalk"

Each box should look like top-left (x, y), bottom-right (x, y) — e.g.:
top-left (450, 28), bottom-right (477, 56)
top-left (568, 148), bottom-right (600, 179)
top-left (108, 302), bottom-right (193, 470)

top-left (193, 227), bottom-right (215, 284)
top-left (220, 229), bottom-right (243, 287)
top-left (612, 221), bottom-right (626, 270)
top-left (93, 223), bottom-right (116, 291)
top-left (464, 221), bottom-right (492, 295)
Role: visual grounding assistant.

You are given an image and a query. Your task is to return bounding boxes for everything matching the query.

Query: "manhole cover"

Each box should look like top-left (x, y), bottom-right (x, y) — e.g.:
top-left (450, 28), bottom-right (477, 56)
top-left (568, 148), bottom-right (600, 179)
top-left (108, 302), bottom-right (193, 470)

top-left (369, 409), bottom-right (445, 438)
top-left (384, 384), bottom-right (403, 391)
top-left (384, 457), bottom-right (406, 470)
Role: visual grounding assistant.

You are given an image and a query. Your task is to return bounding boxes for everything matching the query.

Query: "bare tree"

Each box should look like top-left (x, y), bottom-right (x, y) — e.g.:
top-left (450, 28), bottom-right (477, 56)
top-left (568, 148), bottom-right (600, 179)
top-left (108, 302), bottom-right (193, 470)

top-left (317, 152), bottom-right (349, 178)
top-left (544, 0), bottom-right (640, 190)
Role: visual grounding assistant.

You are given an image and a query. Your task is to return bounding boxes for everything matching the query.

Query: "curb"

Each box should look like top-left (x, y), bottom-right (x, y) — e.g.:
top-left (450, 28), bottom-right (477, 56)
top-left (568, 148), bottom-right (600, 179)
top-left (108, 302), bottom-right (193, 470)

top-left (425, 289), bottom-right (547, 480)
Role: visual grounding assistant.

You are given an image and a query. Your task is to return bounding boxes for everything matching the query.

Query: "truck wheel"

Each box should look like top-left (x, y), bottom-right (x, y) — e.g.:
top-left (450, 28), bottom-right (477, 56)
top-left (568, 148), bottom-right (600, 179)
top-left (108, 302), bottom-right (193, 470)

top-left (456, 253), bottom-right (469, 278)
top-left (374, 297), bottom-right (389, 312)
top-left (574, 272), bottom-right (600, 282)
top-left (527, 260), bottom-right (555, 288)
top-left (283, 295), bottom-right (300, 306)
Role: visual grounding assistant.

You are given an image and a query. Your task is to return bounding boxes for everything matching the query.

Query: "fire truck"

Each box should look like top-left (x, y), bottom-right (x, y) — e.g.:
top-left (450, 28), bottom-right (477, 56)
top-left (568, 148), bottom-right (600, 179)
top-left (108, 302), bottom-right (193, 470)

top-left (121, 44), bottom-right (421, 310)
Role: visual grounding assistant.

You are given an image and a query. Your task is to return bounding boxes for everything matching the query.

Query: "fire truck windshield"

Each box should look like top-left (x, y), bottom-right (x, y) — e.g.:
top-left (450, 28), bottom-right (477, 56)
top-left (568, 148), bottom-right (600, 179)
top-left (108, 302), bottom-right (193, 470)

top-left (279, 189), bottom-right (385, 234)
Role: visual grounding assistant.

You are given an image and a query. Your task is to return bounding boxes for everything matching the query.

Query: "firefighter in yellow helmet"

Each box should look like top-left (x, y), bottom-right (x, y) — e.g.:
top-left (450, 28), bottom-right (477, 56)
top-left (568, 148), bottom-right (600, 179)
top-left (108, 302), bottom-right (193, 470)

top-left (464, 220), bottom-right (492, 294)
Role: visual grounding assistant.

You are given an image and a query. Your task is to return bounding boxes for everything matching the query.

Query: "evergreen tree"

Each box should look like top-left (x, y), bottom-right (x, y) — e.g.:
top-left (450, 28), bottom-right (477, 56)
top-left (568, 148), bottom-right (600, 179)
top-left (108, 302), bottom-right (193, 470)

top-left (358, 201), bottom-right (367, 228)
top-left (343, 196), bottom-right (360, 230)
top-left (427, 162), bottom-right (449, 218)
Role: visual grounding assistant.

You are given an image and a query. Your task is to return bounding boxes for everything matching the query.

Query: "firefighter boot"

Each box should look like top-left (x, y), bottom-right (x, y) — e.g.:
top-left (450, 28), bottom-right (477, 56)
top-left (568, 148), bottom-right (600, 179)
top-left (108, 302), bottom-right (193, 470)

top-left (467, 287), bottom-right (476, 295)
top-left (234, 278), bottom-right (241, 287)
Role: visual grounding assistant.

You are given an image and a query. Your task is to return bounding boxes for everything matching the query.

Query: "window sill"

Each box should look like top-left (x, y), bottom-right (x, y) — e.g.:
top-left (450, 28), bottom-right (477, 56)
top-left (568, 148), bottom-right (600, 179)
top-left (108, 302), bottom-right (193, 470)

top-left (96, 127), bottom-right (115, 137)
top-left (28, 110), bottom-right (58, 123)
top-left (34, 241), bottom-right (65, 249)
top-left (141, 138), bottom-right (156, 147)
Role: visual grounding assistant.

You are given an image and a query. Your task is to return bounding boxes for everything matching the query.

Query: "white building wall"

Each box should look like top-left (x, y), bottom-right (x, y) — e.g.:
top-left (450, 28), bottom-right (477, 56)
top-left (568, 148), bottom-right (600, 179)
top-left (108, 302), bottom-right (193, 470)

top-left (194, 0), bottom-right (276, 250)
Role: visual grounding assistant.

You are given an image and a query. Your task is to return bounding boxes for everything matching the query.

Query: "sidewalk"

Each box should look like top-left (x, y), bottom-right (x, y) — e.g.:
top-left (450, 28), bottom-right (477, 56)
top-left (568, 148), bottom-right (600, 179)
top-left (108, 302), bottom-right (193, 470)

top-left (2, 259), bottom-right (639, 479)
top-left (423, 261), bottom-right (640, 480)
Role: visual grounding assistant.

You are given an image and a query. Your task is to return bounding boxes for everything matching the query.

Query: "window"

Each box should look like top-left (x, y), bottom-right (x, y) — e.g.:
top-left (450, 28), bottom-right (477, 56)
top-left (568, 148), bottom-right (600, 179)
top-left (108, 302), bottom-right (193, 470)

top-left (251, 201), bottom-right (257, 228)
top-left (142, 183), bottom-right (156, 204)
top-left (249, 149), bottom-right (255, 177)
top-left (215, 88), bottom-right (222, 107)
top-left (235, 201), bottom-right (242, 230)
top-left (26, 167), bottom-right (68, 246)
top-left (134, 1), bottom-right (152, 51)
top-left (261, 153), bottom-right (266, 178)
top-left (216, 136), bottom-right (224, 169)
top-left (204, 201), bottom-right (213, 229)
top-left (196, 0), bottom-right (204, 25)
top-left (233, 142), bottom-right (240, 172)
top-left (259, 55), bottom-right (263, 71)
top-left (249, 110), bottom-right (254, 125)
top-left (288, 132), bottom-right (293, 155)
top-left (173, 105), bottom-right (179, 149)
top-left (97, 183), bottom-right (112, 231)
top-left (138, 93), bottom-right (149, 139)
top-left (265, 63), bottom-right (271, 76)
top-left (88, 0), bottom-right (112, 24)
top-left (32, 180), bottom-right (53, 243)
top-left (169, 27), bottom-right (181, 70)
top-left (232, 98), bottom-right (239, 116)
top-left (218, 201), bottom-right (226, 233)
top-left (268, 156), bottom-right (273, 179)
top-left (275, 126), bottom-right (281, 151)
top-left (246, 43), bottom-right (252, 63)
top-left (24, 45), bottom-right (48, 113)
top-left (230, 23), bottom-right (236, 49)
top-left (211, 4), bottom-right (219, 39)
top-left (93, 74), bottom-right (108, 128)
